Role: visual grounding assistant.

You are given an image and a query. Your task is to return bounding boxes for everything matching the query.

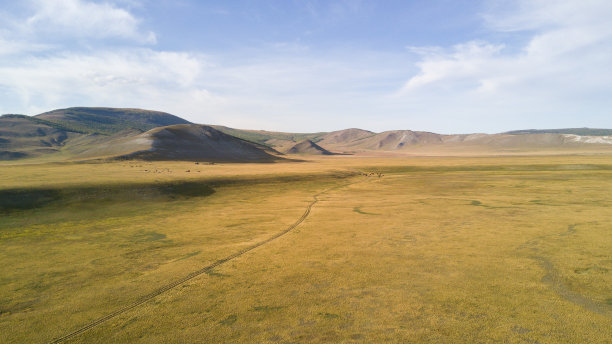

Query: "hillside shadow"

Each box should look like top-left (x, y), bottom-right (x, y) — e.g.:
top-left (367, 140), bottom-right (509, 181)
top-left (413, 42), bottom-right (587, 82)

top-left (0, 181), bottom-right (215, 213)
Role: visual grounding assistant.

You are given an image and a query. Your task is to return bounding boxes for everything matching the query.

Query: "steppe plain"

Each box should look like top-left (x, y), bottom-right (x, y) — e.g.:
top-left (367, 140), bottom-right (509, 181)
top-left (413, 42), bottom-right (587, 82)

top-left (1, 153), bottom-right (611, 343)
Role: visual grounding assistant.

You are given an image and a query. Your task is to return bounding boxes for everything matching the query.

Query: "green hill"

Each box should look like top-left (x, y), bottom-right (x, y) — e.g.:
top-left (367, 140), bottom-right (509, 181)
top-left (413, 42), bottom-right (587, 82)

top-left (35, 107), bottom-right (191, 135)
top-left (0, 115), bottom-right (85, 160)
top-left (1, 108), bottom-right (192, 161)
top-left (211, 125), bottom-right (325, 147)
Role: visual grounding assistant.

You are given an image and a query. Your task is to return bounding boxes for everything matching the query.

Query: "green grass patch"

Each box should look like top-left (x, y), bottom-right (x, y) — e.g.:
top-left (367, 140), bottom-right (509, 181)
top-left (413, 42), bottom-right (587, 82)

top-left (353, 207), bottom-right (380, 215)
top-left (318, 312), bottom-right (340, 319)
top-left (252, 305), bottom-right (285, 312)
top-left (219, 314), bottom-right (237, 325)
top-left (174, 251), bottom-right (201, 262)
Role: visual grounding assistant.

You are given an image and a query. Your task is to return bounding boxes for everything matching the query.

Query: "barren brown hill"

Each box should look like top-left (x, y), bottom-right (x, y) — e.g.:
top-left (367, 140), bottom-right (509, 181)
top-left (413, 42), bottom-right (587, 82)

top-left (316, 128), bottom-right (375, 147)
top-left (285, 140), bottom-right (334, 155)
top-left (443, 133), bottom-right (566, 146)
top-left (317, 130), bottom-right (612, 154)
top-left (337, 130), bottom-right (444, 150)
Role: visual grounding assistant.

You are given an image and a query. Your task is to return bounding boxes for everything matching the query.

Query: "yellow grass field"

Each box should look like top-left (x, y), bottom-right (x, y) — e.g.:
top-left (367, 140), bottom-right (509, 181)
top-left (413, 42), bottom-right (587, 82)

top-left (1, 155), bottom-right (611, 343)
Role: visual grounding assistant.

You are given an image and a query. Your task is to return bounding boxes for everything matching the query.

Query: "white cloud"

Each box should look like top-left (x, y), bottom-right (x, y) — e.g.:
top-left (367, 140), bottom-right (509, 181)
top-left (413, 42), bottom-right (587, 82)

top-left (0, 34), bottom-right (51, 56)
top-left (0, 46), bottom-right (408, 131)
top-left (1, 0), bottom-right (610, 133)
top-left (0, 49), bottom-right (211, 116)
top-left (25, 0), bottom-right (155, 43)
top-left (402, 41), bottom-right (504, 92)
top-left (402, 1), bottom-right (612, 93)
top-left (394, 0), bottom-right (612, 132)
top-left (483, 0), bottom-right (611, 32)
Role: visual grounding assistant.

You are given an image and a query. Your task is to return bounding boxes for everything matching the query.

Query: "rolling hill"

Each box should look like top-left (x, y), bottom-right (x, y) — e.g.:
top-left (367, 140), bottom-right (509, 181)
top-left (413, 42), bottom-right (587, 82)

top-left (36, 107), bottom-right (191, 135)
top-left (0, 115), bottom-right (82, 160)
top-left (211, 126), bottom-right (612, 155)
top-left (0, 108), bottom-right (194, 160)
top-left (211, 125), bottom-right (325, 151)
top-left (2, 106), bottom-right (612, 161)
top-left (285, 140), bottom-right (334, 155)
top-left (316, 128), bottom-right (376, 147)
top-left (62, 124), bottom-right (281, 162)
top-left (112, 124), bottom-right (282, 162)
top-left (343, 130), bottom-right (444, 150)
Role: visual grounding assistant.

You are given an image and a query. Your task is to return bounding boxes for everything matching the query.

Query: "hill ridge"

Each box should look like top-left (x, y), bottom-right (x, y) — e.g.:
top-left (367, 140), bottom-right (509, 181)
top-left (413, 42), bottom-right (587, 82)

top-left (113, 124), bottom-right (282, 162)
top-left (36, 107), bottom-right (191, 135)
top-left (2, 106), bottom-right (612, 161)
top-left (504, 128), bottom-right (612, 136)
top-left (285, 139), bottom-right (334, 155)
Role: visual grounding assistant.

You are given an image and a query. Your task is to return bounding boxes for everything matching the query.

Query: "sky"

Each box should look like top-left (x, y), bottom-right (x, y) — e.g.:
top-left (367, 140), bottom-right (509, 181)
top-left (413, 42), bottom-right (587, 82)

top-left (0, 0), bottom-right (611, 134)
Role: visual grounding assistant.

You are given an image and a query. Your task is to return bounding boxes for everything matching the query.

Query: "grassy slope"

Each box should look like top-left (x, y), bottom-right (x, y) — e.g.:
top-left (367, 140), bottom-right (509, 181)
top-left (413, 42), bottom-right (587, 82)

top-left (285, 140), bottom-right (334, 155)
top-left (0, 115), bottom-right (84, 160)
top-left (0, 114), bottom-right (87, 134)
top-left (35, 107), bottom-right (191, 135)
top-left (1, 156), bottom-right (611, 343)
top-left (1, 108), bottom-right (193, 161)
top-left (4, 109), bottom-right (612, 161)
top-left (211, 125), bottom-right (326, 147)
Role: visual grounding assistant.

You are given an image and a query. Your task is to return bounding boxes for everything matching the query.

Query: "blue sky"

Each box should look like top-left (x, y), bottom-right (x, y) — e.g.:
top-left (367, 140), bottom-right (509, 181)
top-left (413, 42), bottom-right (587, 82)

top-left (0, 0), bottom-right (611, 133)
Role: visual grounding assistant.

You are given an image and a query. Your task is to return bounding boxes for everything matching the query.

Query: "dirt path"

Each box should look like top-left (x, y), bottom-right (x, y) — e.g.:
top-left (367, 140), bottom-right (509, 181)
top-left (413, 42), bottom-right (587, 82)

top-left (48, 181), bottom-right (357, 344)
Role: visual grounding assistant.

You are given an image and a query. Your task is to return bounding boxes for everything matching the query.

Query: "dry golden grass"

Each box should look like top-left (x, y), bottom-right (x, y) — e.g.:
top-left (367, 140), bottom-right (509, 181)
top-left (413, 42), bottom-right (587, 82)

top-left (1, 154), bottom-right (611, 343)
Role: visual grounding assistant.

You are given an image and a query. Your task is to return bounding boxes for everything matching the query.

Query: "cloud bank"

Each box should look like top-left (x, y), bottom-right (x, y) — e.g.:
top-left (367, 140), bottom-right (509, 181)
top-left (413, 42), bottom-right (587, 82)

top-left (396, 0), bottom-right (612, 132)
top-left (0, 0), bottom-right (610, 133)
top-left (25, 0), bottom-right (156, 43)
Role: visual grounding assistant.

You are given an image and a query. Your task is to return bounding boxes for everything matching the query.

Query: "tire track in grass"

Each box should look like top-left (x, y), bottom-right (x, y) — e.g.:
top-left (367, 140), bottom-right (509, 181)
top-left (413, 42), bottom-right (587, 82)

top-left (48, 180), bottom-right (358, 344)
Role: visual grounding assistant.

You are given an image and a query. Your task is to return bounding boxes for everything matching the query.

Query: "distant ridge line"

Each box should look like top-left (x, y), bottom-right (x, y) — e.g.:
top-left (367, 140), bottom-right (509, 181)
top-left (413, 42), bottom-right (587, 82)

top-left (504, 128), bottom-right (612, 136)
top-left (3, 107), bottom-right (612, 161)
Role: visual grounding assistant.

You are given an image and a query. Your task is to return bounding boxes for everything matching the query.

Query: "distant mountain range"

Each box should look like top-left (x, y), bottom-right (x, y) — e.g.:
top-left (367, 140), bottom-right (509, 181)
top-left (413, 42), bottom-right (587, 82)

top-left (504, 128), bottom-right (612, 136)
top-left (1, 107), bottom-right (611, 161)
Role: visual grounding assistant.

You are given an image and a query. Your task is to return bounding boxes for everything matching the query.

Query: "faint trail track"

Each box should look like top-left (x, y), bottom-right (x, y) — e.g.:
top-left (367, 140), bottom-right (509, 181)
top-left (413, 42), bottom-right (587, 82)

top-left (48, 181), bottom-right (358, 344)
top-left (518, 223), bottom-right (611, 318)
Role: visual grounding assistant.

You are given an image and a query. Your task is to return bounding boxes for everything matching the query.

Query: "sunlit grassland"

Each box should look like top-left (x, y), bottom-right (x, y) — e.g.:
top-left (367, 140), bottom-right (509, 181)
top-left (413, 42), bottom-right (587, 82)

top-left (1, 155), bottom-right (611, 343)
